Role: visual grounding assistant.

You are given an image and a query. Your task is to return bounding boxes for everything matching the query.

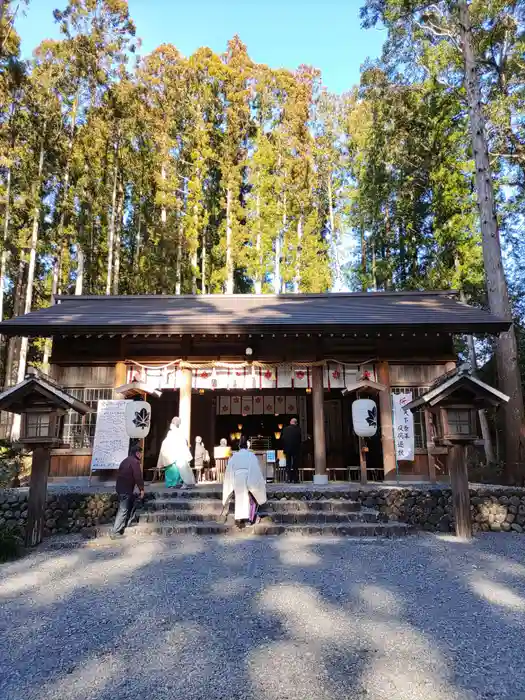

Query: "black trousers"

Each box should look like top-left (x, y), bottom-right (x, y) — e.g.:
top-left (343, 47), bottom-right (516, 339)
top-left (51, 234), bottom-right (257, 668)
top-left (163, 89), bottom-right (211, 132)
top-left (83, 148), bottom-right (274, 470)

top-left (285, 452), bottom-right (300, 483)
top-left (112, 494), bottom-right (138, 535)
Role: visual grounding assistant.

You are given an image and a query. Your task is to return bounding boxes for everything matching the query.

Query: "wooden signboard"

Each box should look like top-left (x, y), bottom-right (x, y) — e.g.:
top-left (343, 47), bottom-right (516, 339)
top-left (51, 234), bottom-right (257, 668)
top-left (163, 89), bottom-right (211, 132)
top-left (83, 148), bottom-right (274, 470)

top-left (90, 399), bottom-right (130, 478)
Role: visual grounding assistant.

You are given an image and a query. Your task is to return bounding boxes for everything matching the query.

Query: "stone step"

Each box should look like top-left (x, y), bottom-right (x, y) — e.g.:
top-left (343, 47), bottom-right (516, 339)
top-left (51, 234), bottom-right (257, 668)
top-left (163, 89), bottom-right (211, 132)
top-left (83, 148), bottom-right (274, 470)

top-left (150, 489), bottom-right (362, 501)
top-left (140, 510), bottom-right (380, 525)
top-left (93, 521), bottom-right (411, 538)
top-left (145, 498), bottom-right (362, 514)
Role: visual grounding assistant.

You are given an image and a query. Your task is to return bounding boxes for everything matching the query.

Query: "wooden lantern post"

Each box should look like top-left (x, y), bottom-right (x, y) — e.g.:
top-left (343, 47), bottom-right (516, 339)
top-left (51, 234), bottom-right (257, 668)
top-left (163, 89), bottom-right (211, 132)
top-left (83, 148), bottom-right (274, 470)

top-left (0, 369), bottom-right (90, 546)
top-left (405, 366), bottom-right (509, 540)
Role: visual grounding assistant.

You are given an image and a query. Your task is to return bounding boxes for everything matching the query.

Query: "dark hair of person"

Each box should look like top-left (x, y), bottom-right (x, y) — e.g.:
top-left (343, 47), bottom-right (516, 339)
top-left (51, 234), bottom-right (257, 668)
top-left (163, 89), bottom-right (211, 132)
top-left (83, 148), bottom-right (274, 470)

top-left (239, 435), bottom-right (249, 450)
top-left (130, 443), bottom-right (143, 457)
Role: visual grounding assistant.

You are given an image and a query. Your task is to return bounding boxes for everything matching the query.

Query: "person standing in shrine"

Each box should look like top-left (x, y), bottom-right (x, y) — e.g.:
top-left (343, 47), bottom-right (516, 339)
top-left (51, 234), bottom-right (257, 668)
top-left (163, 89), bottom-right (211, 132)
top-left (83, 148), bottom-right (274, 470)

top-left (281, 418), bottom-right (302, 483)
top-left (157, 417), bottom-right (195, 488)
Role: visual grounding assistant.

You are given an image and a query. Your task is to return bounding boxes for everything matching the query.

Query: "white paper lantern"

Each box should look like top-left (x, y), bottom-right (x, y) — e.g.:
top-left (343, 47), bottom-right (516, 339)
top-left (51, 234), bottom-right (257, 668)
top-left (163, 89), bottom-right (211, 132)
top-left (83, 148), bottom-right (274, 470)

top-left (352, 399), bottom-right (378, 437)
top-left (125, 400), bottom-right (152, 438)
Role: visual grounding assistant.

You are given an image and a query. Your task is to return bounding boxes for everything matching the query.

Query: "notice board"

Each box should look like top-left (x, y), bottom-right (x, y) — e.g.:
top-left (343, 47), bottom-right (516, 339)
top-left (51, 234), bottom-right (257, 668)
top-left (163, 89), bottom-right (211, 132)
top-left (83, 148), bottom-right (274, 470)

top-left (91, 399), bottom-right (130, 472)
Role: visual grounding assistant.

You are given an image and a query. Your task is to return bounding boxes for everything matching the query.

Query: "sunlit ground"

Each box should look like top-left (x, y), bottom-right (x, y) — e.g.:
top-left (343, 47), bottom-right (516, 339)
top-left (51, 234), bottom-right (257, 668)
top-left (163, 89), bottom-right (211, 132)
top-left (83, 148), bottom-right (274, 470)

top-left (1, 533), bottom-right (525, 700)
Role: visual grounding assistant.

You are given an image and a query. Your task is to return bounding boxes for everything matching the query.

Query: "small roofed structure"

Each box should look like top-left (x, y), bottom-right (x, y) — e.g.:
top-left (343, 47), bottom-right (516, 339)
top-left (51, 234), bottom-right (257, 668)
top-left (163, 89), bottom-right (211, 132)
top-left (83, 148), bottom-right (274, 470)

top-left (0, 367), bottom-right (91, 429)
top-left (0, 368), bottom-right (91, 546)
top-left (404, 363), bottom-right (509, 414)
top-left (405, 365), bottom-right (509, 539)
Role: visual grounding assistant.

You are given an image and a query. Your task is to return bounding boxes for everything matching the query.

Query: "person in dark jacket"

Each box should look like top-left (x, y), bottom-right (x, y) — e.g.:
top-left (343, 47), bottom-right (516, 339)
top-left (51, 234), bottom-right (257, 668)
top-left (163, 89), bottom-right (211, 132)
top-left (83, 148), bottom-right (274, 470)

top-left (281, 418), bottom-right (302, 484)
top-left (111, 445), bottom-right (145, 538)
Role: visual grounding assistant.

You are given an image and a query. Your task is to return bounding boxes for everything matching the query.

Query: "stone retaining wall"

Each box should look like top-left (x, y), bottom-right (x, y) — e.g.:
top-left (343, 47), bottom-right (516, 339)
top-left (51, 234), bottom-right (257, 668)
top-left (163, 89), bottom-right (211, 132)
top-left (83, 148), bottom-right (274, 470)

top-left (356, 487), bottom-right (525, 533)
top-left (1, 486), bottom-right (525, 539)
top-left (0, 491), bottom-right (118, 538)
top-left (261, 486), bottom-right (525, 534)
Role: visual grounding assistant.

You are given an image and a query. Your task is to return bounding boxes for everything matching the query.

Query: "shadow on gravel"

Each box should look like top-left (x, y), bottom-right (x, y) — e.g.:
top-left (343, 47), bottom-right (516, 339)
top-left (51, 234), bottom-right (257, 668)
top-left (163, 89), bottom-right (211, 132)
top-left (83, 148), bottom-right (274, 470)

top-left (1, 533), bottom-right (525, 700)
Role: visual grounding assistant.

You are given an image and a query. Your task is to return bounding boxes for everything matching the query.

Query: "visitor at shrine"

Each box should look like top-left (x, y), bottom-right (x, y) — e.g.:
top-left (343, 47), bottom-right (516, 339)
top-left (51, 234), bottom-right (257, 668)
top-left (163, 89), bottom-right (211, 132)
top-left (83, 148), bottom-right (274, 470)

top-left (222, 435), bottom-right (267, 526)
top-left (281, 418), bottom-right (302, 483)
top-left (157, 417), bottom-right (195, 488)
top-left (193, 436), bottom-right (209, 482)
top-left (111, 444), bottom-right (145, 539)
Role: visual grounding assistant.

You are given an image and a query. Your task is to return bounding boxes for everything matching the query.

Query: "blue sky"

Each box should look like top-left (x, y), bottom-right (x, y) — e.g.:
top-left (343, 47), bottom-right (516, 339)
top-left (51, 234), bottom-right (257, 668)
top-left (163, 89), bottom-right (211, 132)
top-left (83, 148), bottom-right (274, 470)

top-left (17, 0), bottom-right (386, 93)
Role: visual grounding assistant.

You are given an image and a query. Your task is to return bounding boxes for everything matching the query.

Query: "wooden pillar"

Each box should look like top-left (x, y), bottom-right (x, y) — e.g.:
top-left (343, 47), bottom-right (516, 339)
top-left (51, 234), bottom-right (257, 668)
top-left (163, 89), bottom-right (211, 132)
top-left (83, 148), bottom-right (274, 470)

top-left (358, 436), bottom-right (367, 485)
top-left (179, 368), bottom-right (192, 444)
top-left (114, 361), bottom-right (127, 388)
top-left (449, 443), bottom-right (472, 539)
top-left (26, 446), bottom-right (51, 547)
top-left (311, 365), bottom-right (327, 485)
top-left (377, 361), bottom-right (396, 481)
top-left (424, 408), bottom-right (437, 482)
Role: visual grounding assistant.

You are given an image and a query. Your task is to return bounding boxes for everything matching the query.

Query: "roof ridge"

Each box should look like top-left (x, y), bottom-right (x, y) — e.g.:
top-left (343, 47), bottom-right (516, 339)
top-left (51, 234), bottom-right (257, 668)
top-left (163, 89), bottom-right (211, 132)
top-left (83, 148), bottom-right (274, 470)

top-left (55, 291), bottom-right (460, 301)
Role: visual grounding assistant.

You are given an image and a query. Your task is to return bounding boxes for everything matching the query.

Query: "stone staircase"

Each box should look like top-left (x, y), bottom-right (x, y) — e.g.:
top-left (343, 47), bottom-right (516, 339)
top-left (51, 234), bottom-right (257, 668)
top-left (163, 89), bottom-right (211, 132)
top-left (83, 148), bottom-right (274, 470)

top-left (121, 488), bottom-right (412, 538)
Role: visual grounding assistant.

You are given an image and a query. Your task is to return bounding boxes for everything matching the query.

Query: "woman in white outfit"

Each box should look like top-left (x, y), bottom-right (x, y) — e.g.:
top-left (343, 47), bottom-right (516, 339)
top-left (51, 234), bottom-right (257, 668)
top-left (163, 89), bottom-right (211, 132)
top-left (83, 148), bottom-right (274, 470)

top-left (222, 436), bottom-right (267, 524)
top-left (157, 417), bottom-right (195, 488)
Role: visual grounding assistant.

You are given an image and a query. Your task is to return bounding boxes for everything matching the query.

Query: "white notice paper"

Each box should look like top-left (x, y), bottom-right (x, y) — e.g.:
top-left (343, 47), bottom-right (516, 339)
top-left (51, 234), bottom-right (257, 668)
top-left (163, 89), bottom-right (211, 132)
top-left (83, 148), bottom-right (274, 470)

top-left (91, 399), bottom-right (130, 471)
top-left (392, 393), bottom-right (415, 461)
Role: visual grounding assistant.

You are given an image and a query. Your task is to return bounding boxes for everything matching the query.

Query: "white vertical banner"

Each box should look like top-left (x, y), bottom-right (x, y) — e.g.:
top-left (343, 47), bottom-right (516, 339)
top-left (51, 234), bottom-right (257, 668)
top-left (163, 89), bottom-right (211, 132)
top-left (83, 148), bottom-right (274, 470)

top-left (392, 393), bottom-right (415, 461)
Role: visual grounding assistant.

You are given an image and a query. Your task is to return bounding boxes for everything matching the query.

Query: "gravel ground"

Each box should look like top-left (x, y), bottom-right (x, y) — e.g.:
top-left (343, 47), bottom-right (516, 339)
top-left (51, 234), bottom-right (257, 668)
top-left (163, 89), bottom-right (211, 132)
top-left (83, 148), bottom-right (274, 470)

top-left (2, 533), bottom-right (525, 700)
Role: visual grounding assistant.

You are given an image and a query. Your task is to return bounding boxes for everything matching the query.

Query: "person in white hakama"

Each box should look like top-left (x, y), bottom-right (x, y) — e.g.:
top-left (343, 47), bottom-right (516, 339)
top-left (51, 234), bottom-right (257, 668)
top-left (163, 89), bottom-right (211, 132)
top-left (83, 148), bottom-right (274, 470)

top-left (157, 417), bottom-right (195, 488)
top-left (222, 436), bottom-right (267, 524)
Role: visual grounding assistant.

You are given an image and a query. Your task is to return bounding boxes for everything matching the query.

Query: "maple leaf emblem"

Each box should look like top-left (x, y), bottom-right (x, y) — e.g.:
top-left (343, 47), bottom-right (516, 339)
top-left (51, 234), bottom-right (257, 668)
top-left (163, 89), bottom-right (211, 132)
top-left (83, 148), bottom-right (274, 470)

top-left (255, 397), bottom-right (261, 403)
top-left (296, 371), bottom-right (305, 380)
top-left (200, 371), bottom-right (210, 379)
top-left (332, 370), bottom-right (340, 379)
top-left (264, 370), bottom-right (272, 379)
top-left (133, 408), bottom-right (150, 429)
top-left (365, 405), bottom-right (377, 428)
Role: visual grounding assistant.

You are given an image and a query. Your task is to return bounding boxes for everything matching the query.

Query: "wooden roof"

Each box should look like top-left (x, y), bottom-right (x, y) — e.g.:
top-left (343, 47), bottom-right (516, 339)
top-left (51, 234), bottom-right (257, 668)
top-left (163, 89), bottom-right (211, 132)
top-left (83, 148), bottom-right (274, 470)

top-left (0, 371), bottom-right (91, 415)
top-left (0, 292), bottom-right (510, 337)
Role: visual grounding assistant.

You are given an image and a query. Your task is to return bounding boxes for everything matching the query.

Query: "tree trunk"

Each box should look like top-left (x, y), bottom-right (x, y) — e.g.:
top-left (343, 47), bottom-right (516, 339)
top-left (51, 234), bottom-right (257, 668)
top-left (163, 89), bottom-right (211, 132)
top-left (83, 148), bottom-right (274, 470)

top-left (105, 140), bottom-right (119, 295)
top-left (201, 227), bottom-right (207, 294)
top-left (12, 135), bottom-right (45, 439)
top-left (191, 248), bottom-right (198, 295)
top-left (42, 253), bottom-right (61, 370)
top-left (275, 191), bottom-right (285, 294)
top-left (112, 181), bottom-right (123, 296)
top-left (160, 162), bottom-right (167, 225)
top-left (175, 215), bottom-right (182, 295)
top-left (4, 257), bottom-right (24, 389)
top-left (327, 173), bottom-right (341, 284)
top-left (254, 191), bottom-right (262, 294)
top-left (134, 189), bottom-right (143, 274)
top-left (293, 215), bottom-right (303, 293)
top-left (0, 165), bottom-right (11, 325)
top-left (75, 244), bottom-right (84, 295)
top-left (360, 223), bottom-right (367, 291)
top-left (225, 187), bottom-right (234, 294)
top-left (458, 0), bottom-right (524, 483)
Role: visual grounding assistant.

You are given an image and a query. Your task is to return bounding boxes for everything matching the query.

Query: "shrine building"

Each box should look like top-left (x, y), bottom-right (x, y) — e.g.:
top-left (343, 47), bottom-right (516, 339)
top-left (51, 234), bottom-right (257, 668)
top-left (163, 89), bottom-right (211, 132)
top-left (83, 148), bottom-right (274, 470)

top-left (0, 292), bottom-right (509, 484)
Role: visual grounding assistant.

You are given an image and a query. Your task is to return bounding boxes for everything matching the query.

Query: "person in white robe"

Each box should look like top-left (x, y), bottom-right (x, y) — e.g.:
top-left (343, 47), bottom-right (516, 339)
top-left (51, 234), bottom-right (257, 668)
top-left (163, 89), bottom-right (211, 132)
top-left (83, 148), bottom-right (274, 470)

top-left (157, 417), bottom-right (195, 488)
top-left (222, 436), bottom-right (267, 523)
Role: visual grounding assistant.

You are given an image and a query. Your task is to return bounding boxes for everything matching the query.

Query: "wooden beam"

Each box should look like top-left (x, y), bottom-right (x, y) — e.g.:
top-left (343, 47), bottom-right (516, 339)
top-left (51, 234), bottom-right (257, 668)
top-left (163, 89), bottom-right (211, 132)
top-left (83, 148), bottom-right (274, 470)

top-left (26, 447), bottom-right (51, 547)
top-left (448, 443), bottom-right (472, 539)
top-left (377, 361), bottom-right (396, 481)
top-left (311, 365), bottom-right (327, 484)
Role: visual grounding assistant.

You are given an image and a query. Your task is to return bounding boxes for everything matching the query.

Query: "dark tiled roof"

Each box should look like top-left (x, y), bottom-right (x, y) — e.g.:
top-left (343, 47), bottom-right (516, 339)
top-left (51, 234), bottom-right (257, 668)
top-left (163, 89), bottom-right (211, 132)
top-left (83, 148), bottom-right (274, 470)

top-left (0, 292), bottom-right (510, 336)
